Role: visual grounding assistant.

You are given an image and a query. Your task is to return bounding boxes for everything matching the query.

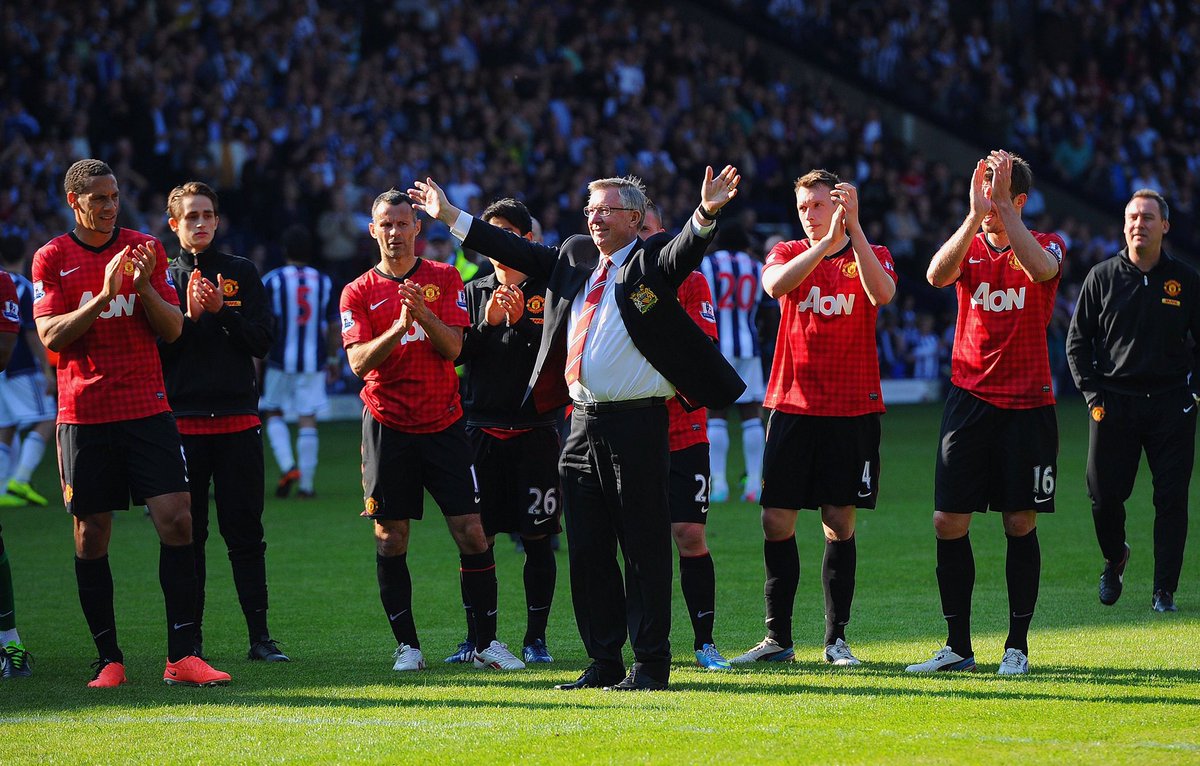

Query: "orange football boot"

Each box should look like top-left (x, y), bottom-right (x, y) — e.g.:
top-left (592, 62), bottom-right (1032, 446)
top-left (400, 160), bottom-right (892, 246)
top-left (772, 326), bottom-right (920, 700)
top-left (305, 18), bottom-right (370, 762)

top-left (164, 655), bottom-right (231, 686)
top-left (87, 659), bottom-right (128, 688)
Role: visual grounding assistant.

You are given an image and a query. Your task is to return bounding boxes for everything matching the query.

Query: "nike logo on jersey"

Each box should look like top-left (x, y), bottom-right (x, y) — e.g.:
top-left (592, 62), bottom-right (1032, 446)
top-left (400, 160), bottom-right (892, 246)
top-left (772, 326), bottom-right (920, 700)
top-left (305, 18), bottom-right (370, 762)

top-left (696, 611), bottom-right (714, 619)
top-left (60, 266), bottom-right (82, 276)
top-left (173, 622), bottom-right (194, 631)
top-left (388, 610), bottom-right (409, 621)
top-left (967, 257), bottom-right (984, 264)
top-left (370, 299), bottom-right (389, 310)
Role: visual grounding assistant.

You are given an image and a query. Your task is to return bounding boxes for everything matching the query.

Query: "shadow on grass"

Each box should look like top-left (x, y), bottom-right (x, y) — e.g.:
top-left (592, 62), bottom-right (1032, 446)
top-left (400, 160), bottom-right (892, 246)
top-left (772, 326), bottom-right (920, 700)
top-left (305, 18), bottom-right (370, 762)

top-left (4, 661), bottom-right (1199, 720)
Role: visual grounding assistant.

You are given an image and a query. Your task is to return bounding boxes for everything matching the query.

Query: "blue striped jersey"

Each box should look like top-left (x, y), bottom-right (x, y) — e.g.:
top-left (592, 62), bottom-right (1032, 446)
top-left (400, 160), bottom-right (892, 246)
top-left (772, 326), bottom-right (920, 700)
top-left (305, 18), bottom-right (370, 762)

top-left (4, 271), bottom-right (38, 376)
top-left (700, 249), bottom-right (763, 359)
top-left (261, 264), bottom-right (335, 373)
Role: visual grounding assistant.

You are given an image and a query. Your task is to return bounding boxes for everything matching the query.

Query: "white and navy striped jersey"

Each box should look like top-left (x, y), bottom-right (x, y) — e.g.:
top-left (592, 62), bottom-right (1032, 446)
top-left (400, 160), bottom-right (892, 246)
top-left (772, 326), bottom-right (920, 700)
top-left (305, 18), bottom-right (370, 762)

top-left (261, 264), bottom-right (335, 373)
top-left (700, 249), bottom-right (763, 359)
top-left (3, 271), bottom-right (38, 376)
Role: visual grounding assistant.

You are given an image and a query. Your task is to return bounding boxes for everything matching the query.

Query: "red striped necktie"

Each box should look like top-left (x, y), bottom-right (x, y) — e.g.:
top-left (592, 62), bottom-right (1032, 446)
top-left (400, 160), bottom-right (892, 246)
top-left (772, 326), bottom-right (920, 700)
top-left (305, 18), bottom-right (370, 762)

top-left (564, 257), bottom-right (612, 386)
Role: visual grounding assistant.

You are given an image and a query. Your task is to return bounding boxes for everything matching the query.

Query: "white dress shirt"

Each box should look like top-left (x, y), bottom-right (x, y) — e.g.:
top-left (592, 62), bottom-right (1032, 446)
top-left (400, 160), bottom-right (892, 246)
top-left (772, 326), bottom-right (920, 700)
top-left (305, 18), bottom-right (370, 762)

top-left (451, 210), bottom-right (714, 403)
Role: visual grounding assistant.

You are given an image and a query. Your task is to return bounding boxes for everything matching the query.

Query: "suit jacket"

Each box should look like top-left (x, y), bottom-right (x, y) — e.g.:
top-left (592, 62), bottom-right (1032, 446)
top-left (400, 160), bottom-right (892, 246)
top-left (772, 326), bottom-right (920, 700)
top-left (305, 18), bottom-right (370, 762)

top-left (461, 220), bottom-right (745, 413)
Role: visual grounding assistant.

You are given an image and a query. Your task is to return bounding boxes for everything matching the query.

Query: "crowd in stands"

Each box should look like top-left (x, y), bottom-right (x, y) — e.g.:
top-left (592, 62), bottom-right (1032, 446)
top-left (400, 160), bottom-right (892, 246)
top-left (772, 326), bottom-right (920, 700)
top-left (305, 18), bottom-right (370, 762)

top-left (0, 0), bottom-right (1163, 393)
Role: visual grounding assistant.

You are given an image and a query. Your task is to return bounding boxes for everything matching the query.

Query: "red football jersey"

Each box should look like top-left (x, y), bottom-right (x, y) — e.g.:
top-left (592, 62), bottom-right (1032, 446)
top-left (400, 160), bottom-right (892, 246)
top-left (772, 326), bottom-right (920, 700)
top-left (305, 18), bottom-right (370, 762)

top-left (0, 271), bottom-right (18, 336)
top-left (668, 271), bottom-right (718, 451)
top-left (32, 229), bottom-right (179, 424)
top-left (764, 239), bottom-right (895, 416)
top-left (341, 260), bottom-right (469, 433)
top-left (950, 231), bottom-right (1065, 408)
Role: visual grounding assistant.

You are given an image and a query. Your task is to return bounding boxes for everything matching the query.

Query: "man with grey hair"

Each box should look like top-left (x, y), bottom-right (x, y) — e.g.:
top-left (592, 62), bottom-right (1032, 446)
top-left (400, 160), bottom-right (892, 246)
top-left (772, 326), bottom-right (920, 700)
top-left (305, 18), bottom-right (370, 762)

top-left (1067, 188), bottom-right (1200, 613)
top-left (410, 167), bottom-right (745, 690)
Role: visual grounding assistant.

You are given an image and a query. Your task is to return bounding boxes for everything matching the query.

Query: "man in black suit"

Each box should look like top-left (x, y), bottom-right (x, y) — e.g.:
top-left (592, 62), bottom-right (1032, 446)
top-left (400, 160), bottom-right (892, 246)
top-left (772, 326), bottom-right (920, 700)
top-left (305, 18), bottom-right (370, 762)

top-left (409, 167), bottom-right (744, 690)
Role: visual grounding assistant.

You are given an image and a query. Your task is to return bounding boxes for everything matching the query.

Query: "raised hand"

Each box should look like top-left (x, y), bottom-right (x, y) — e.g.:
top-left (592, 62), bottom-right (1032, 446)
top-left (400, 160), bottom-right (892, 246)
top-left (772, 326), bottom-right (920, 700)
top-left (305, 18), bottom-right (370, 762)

top-left (830, 183), bottom-right (862, 232)
top-left (397, 280), bottom-right (432, 328)
top-left (190, 269), bottom-right (223, 316)
top-left (969, 159), bottom-right (993, 219)
top-left (186, 268), bottom-right (205, 320)
top-left (130, 241), bottom-right (157, 292)
top-left (700, 165), bottom-right (741, 216)
top-left (407, 178), bottom-right (455, 224)
top-left (102, 247), bottom-right (129, 301)
top-left (985, 150), bottom-right (1013, 206)
top-left (822, 204), bottom-right (848, 244)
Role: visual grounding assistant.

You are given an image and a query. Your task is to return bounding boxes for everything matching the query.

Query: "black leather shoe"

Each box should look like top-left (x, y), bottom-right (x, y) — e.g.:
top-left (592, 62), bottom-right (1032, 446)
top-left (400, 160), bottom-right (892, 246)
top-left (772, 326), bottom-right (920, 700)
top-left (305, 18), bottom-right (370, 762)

top-left (554, 664), bottom-right (623, 690)
top-left (603, 669), bottom-right (668, 691)
top-left (1099, 543), bottom-right (1130, 606)
top-left (1152, 589), bottom-right (1178, 613)
top-left (248, 638), bottom-right (291, 662)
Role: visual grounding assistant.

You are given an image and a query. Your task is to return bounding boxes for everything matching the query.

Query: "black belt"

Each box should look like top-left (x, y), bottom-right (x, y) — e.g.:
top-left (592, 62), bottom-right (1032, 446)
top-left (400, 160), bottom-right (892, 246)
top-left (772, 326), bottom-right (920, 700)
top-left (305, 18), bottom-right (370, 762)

top-left (572, 397), bottom-right (666, 414)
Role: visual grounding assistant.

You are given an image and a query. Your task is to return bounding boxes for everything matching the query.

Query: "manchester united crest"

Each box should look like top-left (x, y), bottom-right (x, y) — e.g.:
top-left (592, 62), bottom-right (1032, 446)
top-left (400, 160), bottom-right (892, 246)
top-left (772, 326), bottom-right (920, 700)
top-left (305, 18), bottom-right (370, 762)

top-left (1091, 405), bottom-right (1105, 422)
top-left (527, 295), bottom-right (545, 314)
top-left (64, 483), bottom-right (74, 503)
top-left (363, 497), bottom-right (379, 517)
top-left (1008, 253), bottom-right (1023, 271)
top-left (423, 284), bottom-right (441, 302)
top-left (123, 259), bottom-right (136, 276)
top-left (1165, 279), bottom-right (1182, 297)
top-left (630, 284), bottom-right (658, 314)
top-left (841, 261), bottom-right (859, 279)
top-left (222, 279), bottom-right (240, 297)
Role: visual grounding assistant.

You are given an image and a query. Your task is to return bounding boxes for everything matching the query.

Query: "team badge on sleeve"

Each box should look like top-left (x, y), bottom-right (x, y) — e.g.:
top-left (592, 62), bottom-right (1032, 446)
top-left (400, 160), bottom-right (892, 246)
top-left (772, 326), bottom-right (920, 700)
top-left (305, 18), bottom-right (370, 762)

top-left (700, 301), bottom-right (716, 323)
top-left (165, 271), bottom-right (176, 287)
top-left (1046, 240), bottom-right (1063, 263)
top-left (2, 300), bottom-right (17, 323)
top-left (32, 281), bottom-right (45, 302)
top-left (456, 290), bottom-right (466, 310)
top-left (340, 309), bottom-right (355, 332)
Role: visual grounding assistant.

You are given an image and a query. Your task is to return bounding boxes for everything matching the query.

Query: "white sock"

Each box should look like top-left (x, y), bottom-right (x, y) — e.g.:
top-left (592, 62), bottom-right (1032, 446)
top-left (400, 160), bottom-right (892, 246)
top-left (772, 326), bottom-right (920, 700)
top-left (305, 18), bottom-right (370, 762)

top-left (266, 417), bottom-right (295, 474)
top-left (12, 431), bottom-right (46, 484)
top-left (708, 418), bottom-right (729, 493)
top-left (0, 629), bottom-right (20, 645)
top-left (0, 442), bottom-right (11, 490)
top-left (742, 417), bottom-right (765, 490)
top-left (297, 427), bottom-right (319, 492)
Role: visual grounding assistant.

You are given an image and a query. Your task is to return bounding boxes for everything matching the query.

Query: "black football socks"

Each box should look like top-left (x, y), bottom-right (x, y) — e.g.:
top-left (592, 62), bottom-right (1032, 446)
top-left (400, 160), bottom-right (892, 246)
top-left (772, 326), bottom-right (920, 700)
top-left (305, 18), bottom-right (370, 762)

top-left (521, 536), bottom-right (556, 646)
top-left (76, 555), bottom-right (122, 663)
top-left (1005, 528), bottom-right (1040, 655)
top-left (822, 537), bottom-right (857, 646)
top-left (460, 549), bottom-right (498, 648)
top-left (378, 553), bottom-right (418, 648)
top-left (936, 534), bottom-right (975, 658)
top-left (680, 552), bottom-right (716, 650)
top-left (764, 536), bottom-right (799, 648)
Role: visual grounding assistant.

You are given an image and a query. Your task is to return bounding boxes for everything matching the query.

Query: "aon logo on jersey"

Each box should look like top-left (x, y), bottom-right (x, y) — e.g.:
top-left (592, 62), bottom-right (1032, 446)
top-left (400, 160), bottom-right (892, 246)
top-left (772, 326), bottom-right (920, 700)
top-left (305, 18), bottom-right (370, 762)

top-left (78, 291), bottom-right (136, 318)
top-left (796, 286), bottom-right (854, 316)
top-left (399, 323), bottom-right (427, 346)
top-left (970, 282), bottom-right (1025, 312)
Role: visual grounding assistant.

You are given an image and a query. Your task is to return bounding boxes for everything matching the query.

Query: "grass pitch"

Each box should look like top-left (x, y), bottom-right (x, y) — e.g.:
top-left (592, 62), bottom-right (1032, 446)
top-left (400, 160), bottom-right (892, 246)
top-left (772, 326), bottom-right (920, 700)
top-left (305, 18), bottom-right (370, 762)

top-left (2, 404), bottom-right (1199, 764)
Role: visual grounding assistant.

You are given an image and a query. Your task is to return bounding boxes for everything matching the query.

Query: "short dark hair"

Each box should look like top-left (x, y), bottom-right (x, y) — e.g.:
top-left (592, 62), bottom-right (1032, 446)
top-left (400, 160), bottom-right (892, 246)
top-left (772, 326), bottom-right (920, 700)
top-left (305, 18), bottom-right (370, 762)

top-left (794, 169), bottom-right (840, 193)
top-left (481, 198), bottom-right (532, 236)
top-left (371, 189), bottom-right (415, 217)
top-left (167, 181), bottom-right (220, 220)
top-left (280, 224), bottom-right (313, 264)
top-left (1130, 188), bottom-right (1169, 220)
top-left (983, 153), bottom-right (1034, 198)
top-left (63, 159), bottom-right (114, 195)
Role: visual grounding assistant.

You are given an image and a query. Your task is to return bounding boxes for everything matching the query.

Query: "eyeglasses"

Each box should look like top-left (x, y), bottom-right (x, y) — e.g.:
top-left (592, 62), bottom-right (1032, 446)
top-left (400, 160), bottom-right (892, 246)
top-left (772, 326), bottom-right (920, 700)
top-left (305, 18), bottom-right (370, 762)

top-left (583, 205), bottom-right (636, 219)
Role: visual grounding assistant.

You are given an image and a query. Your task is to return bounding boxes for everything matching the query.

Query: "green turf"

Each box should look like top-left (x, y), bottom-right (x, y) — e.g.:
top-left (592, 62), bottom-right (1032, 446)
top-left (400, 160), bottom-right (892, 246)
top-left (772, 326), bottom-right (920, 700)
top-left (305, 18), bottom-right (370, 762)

top-left (2, 405), bottom-right (1199, 764)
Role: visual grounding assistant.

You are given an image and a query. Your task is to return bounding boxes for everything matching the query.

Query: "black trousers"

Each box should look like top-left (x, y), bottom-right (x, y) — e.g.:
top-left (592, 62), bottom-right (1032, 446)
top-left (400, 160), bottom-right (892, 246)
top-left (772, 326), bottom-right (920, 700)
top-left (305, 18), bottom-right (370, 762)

top-left (1087, 389), bottom-right (1196, 592)
top-left (560, 402), bottom-right (672, 681)
top-left (182, 428), bottom-right (269, 632)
